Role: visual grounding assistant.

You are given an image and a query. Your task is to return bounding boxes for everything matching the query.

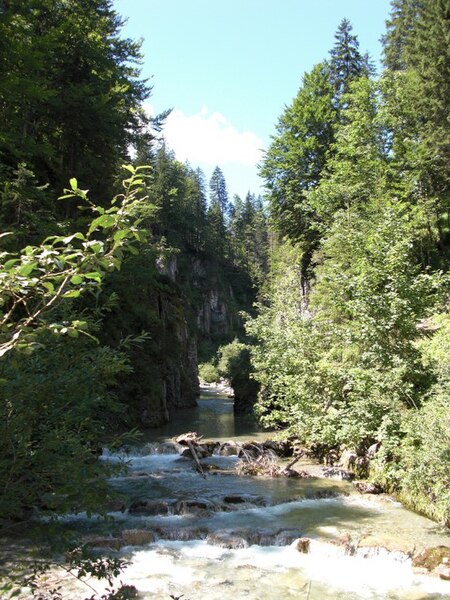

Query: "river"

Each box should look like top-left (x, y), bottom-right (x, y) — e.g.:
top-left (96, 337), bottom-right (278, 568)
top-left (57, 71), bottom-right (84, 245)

top-left (35, 388), bottom-right (450, 599)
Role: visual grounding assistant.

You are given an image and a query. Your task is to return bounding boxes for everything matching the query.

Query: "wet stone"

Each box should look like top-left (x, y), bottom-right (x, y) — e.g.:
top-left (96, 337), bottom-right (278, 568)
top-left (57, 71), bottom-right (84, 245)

top-left (275, 529), bottom-right (303, 545)
top-left (175, 498), bottom-right (216, 515)
top-left (262, 440), bottom-right (293, 457)
top-left (155, 526), bottom-right (209, 541)
top-left (353, 481), bottom-right (382, 494)
top-left (217, 441), bottom-right (241, 456)
top-left (302, 488), bottom-right (344, 500)
top-left (412, 546), bottom-right (450, 572)
top-left (128, 499), bottom-right (174, 515)
top-left (206, 530), bottom-right (249, 549)
top-left (322, 467), bottom-right (355, 481)
top-left (121, 529), bottom-right (155, 546)
top-left (84, 536), bottom-right (121, 550)
top-left (222, 494), bottom-right (267, 506)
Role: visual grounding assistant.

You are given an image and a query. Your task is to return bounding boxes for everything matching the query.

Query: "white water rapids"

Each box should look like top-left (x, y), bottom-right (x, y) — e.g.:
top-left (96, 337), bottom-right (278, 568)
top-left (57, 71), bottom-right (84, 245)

top-left (40, 390), bottom-right (450, 599)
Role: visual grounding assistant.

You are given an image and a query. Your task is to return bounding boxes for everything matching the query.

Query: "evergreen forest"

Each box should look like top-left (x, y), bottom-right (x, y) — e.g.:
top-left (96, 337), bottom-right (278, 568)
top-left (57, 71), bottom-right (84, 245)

top-left (0, 0), bottom-right (449, 596)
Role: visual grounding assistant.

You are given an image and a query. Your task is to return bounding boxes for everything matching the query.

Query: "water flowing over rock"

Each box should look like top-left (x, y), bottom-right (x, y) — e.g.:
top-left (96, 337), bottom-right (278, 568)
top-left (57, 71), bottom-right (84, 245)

top-left (121, 529), bottom-right (155, 546)
top-left (68, 395), bottom-right (450, 600)
top-left (128, 499), bottom-right (174, 516)
top-left (413, 546), bottom-right (450, 579)
top-left (322, 466), bottom-right (355, 481)
top-left (206, 530), bottom-right (249, 549)
top-left (353, 481), bottom-right (382, 494)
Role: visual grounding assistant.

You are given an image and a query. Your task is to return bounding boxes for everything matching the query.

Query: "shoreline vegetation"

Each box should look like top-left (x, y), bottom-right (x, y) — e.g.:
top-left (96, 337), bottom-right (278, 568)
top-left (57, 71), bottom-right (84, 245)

top-left (0, 0), bottom-right (449, 597)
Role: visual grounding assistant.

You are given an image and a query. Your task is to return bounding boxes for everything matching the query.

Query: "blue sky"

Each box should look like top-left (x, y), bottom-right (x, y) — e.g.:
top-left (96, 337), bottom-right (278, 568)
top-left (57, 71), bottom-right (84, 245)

top-left (114, 0), bottom-right (393, 199)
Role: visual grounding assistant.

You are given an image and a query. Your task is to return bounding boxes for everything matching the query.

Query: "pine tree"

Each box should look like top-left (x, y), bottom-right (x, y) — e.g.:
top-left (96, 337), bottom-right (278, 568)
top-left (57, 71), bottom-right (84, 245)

top-left (209, 166), bottom-right (230, 219)
top-left (382, 0), bottom-right (421, 71)
top-left (382, 0), bottom-right (450, 253)
top-left (329, 18), bottom-right (372, 108)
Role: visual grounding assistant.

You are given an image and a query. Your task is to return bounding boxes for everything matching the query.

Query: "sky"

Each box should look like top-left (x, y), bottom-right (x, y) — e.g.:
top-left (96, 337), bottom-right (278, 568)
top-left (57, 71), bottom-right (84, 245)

top-left (113, 0), bottom-right (393, 199)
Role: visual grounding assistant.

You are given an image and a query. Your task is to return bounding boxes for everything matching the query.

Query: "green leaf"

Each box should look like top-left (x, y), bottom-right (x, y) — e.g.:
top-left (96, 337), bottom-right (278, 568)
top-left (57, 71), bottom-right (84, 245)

top-left (70, 275), bottom-right (84, 285)
top-left (113, 229), bottom-right (130, 242)
top-left (88, 214), bottom-right (116, 233)
top-left (3, 259), bottom-right (19, 270)
top-left (87, 242), bottom-right (103, 254)
top-left (69, 177), bottom-right (78, 190)
top-left (63, 232), bottom-right (85, 244)
top-left (63, 290), bottom-right (81, 298)
top-left (84, 272), bottom-right (102, 282)
top-left (19, 262), bottom-right (38, 277)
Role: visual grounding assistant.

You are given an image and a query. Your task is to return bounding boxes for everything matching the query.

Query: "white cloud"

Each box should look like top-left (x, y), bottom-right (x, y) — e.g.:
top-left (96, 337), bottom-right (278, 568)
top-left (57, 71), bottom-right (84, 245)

top-left (146, 104), bottom-right (264, 167)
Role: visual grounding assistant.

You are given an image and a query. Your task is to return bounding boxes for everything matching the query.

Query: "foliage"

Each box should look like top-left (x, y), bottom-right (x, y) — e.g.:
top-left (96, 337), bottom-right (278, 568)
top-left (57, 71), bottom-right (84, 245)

top-left (209, 166), bottom-right (230, 220)
top-left (2, 546), bottom-right (138, 600)
top-left (329, 18), bottom-right (373, 105)
top-left (0, 167), bottom-right (150, 523)
top-left (198, 362), bottom-right (220, 383)
top-left (372, 313), bottom-right (450, 525)
top-left (0, 166), bottom-right (149, 357)
top-left (260, 61), bottom-right (335, 249)
top-left (251, 8), bottom-right (450, 523)
top-left (217, 338), bottom-right (249, 380)
top-left (0, 0), bottom-right (151, 200)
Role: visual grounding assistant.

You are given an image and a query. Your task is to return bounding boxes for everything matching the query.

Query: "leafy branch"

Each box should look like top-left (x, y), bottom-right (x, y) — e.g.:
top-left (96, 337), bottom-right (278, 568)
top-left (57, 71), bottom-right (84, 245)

top-left (0, 165), bottom-right (151, 357)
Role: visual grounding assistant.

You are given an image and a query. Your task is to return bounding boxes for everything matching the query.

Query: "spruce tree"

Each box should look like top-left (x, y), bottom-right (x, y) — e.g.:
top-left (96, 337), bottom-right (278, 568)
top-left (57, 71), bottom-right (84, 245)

top-left (382, 0), bottom-right (421, 71)
top-left (329, 18), bottom-right (372, 107)
top-left (209, 166), bottom-right (229, 219)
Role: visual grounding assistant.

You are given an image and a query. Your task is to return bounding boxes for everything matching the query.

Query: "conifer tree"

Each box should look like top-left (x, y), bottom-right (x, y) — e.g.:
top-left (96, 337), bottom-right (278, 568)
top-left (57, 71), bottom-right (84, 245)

top-left (209, 166), bottom-right (230, 219)
top-left (329, 18), bottom-right (372, 108)
top-left (382, 0), bottom-right (421, 71)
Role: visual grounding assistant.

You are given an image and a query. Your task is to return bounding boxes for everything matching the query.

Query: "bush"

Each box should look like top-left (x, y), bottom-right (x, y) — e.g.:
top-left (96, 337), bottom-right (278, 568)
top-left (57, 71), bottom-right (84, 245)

top-left (198, 362), bottom-right (219, 383)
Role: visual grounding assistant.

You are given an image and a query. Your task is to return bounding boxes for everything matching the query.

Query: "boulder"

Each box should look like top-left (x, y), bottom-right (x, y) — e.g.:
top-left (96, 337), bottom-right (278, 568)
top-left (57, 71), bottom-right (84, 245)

top-left (175, 498), bottom-right (215, 515)
top-left (331, 533), bottom-right (355, 556)
top-left (353, 481), bottom-right (382, 494)
top-left (324, 449), bottom-right (339, 466)
top-left (128, 499), bottom-right (173, 515)
top-left (262, 440), bottom-right (293, 457)
top-left (157, 526), bottom-right (209, 541)
top-left (222, 494), bottom-right (266, 507)
top-left (435, 564), bottom-right (450, 581)
top-left (84, 536), bottom-right (121, 550)
top-left (159, 441), bottom-right (184, 454)
top-left (339, 449), bottom-right (357, 471)
top-left (206, 530), bottom-right (249, 549)
top-left (275, 530), bottom-right (303, 545)
top-left (366, 441), bottom-right (381, 458)
top-left (104, 497), bottom-right (126, 512)
top-left (218, 441), bottom-right (240, 456)
top-left (413, 546), bottom-right (450, 573)
top-left (121, 529), bottom-right (155, 546)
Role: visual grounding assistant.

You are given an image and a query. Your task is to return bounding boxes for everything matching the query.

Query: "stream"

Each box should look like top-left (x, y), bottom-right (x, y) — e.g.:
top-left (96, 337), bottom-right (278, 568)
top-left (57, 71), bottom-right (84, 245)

top-left (42, 389), bottom-right (450, 598)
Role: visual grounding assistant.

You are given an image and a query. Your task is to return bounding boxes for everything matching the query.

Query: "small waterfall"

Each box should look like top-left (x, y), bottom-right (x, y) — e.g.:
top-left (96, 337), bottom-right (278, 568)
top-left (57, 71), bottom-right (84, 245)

top-left (51, 393), bottom-right (450, 599)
